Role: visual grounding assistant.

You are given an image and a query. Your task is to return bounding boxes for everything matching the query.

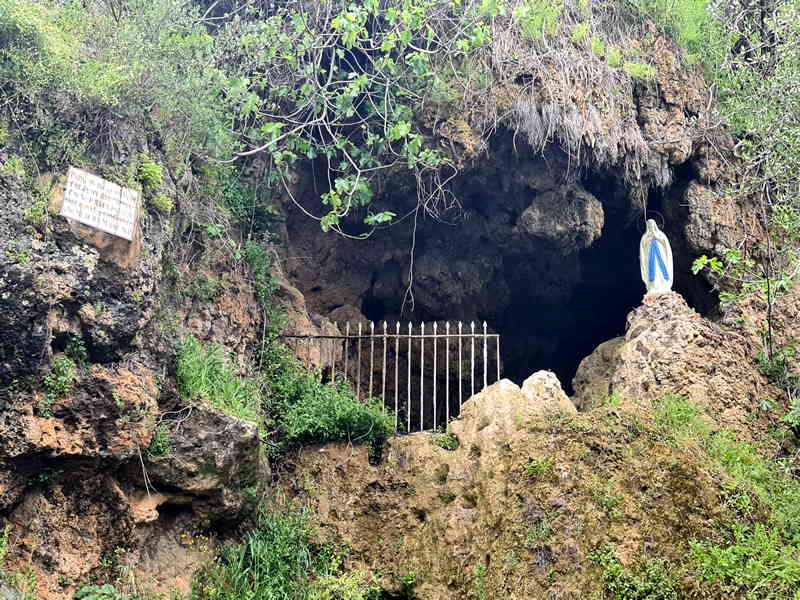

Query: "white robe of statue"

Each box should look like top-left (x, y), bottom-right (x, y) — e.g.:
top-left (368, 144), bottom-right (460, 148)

top-left (639, 219), bottom-right (673, 295)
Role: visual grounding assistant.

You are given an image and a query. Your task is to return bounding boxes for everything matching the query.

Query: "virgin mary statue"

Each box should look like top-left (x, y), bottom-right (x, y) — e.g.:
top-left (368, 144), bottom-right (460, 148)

top-left (639, 219), bottom-right (673, 295)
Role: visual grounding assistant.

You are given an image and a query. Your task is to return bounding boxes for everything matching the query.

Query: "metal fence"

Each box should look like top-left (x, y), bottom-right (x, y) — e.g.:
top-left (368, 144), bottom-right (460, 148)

top-left (280, 322), bottom-right (501, 432)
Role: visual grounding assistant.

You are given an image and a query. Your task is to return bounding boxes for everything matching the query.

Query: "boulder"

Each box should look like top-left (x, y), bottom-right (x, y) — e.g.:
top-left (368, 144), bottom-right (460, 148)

top-left (142, 403), bottom-right (264, 524)
top-left (572, 292), bottom-right (779, 440)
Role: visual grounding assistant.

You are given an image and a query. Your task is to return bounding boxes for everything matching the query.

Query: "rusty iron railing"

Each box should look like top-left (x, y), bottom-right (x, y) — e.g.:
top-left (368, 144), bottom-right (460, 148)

top-left (280, 322), bottom-right (501, 432)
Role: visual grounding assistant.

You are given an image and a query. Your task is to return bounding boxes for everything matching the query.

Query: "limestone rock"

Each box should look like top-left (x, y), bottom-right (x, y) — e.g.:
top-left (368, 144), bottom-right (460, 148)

top-left (142, 404), bottom-right (263, 524)
top-left (515, 184), bottom-right (604, 251)
top-left (1, 364), bottom-right (158, 461)
top-left (521, 371), bottom-right (577, 414)
top-left (570, 337), bottom-right (625, 411)
top-left (286, 364), bottom-right (726, 599)
top-left (572, 292), bottom-right (779, 440)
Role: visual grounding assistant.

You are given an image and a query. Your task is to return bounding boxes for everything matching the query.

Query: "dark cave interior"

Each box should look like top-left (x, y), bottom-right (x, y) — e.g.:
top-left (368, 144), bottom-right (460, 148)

top-left (358, 176), bottom-right (711, 398)
top-left (289, 141), bottom-right (715, 410)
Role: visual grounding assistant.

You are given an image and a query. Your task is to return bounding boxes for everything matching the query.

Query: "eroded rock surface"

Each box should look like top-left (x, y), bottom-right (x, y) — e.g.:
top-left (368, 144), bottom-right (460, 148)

top-left (286, 370), bottom-right (728, 600)
top-left (572, 292), bottom-right (780, 441)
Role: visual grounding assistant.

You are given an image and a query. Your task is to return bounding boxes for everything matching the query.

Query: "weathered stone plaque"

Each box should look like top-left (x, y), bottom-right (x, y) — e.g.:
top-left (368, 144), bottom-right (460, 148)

top-left (59, 167), bottom-right (139, 241)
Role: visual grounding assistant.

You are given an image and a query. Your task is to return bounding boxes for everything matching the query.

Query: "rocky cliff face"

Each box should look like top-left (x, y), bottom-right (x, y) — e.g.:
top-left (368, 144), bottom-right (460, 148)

top-left (284, 294), bottom-right (791, 599)
top-left (0, 162), bottom-right (268, 597)
top-left (277, 28), bottom-right (753, 388)
top-left (0, 10), bottom-right (786, 599)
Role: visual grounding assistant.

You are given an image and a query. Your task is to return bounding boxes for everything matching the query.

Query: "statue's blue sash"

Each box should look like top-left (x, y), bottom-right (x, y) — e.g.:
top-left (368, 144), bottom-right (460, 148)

top-left (648, 239), bottom-right (670, 282)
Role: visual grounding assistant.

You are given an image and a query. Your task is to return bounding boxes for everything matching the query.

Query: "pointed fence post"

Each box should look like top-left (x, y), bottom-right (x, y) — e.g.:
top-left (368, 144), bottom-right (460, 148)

top-left (445, 322), bottom-right (450, 425)
top-left (470, 321), bottom-right (475, 399)
top-left (458, 321), bottom-right (463, 413)
top-left (395, 322), bottom-right (400, 429)
top-left (357, 322), bottom-right (362, 400)
top-left (420, 322), bottom-right (425, 432)
top-left (496, 334), bottom-right (501, 383)
top-left (344, 322), bottom-right (350, 385)
top-left (433, 322), bottom-right (438, 431)
top-left (407, 322), bottom-right (412, 433)
top-left (369, 321), bottom-right (375, 399)
top-left (483, 321), bottom-right (488, 390)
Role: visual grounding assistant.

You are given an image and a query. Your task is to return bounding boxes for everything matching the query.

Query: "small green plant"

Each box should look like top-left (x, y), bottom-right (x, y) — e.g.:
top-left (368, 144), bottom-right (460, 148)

top-left (590, 547), bottom-right (678, 600)
top-left (401, 571), bottom-right (417, 598)
top-left (188, 274), bottom-right (223, 302)
top-left (474, 562), bottom-right (487, 600)
top-left (65, 333), bottom-right (88, 366)
top-left (652, 394), bottom-right (708, 442)
top-left (514, 0), bottom-right (562, 40)
top-left (145, 422), bottom-right (172, 457)
top-left (192, 508), bottom-right (381, 599)
top-left (524, 518), bottom-right (552, 544)
top-left (177, 336), bottom-right (262, 426)
top-left (149, 192), bottom-right (174, 213)
top-left (623, 61), bottom-right (657, 79)
top-left (0, 522), bottom-right (10, 572)
top-left (432, 428), bottom-right (459, 451)
top-left (525, 456), bottom-right (555, 479)
top-left (41, 355), bottom-right (77, 414)
top-left (591, 478), bottom-right (624, 518)
top-left (607, 45), bottom-right (623, 67)
top-left (590, 35), bottom-right (606, 57)
top-left (23, 196), bottom-right (48, 227)
top-left (5, 243), bottom-right (31, 264)
top-left (758, 344), bottom-right (797, 386)
top-left (571, 21), bottom-right (589, 42)
top-left (137, 155), bottom-right (163, 189)
top-left (74, 584), bottom-right (127, 600)
top-left (0, 156), bottom-right (25, 178)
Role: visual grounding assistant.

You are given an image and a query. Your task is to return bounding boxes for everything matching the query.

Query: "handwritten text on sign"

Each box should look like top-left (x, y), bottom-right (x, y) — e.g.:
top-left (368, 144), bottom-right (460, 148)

top-left (60, 167), bottom-right (139, 241)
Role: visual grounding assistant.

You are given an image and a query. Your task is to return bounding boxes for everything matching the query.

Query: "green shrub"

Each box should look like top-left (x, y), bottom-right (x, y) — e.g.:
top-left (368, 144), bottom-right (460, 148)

top-left (525, 456), bottom-right (555, 479)
top-left (43, 356), bottom-right (76, 401)
top-left (630, 0), bottom-right (711, 58)
top-left (758, 344), bottom-right (797, 387)
top-left (265, 344), bottom-right (394, 447)
top-left (690, 523), bottom-right (800, 597)
top-left (74, 584), bottom-right (127, 600)
top-left (137, 157), bottom-right (163, 190)
top-left (278, 378), bottom-right (394, 446)
top-left (514, 0), bottom-right (562, 40)
top-left (572, 21), bottom-right (589, 43)
top-left (65, 334), bottom-right (88, 366)
top-left (145, 423), bottom-right (172, 458)
top-left (176, 336), bottom-right (262, 426)
top-left (623, 61), bottom-right (657, 80)
top-left (432, 429), bottom-right (459, 451)
top-left (149, 192), bottom-right (174, 213)
top-left (191, 508), bottom-right (381, 600)
top-left (590, 547), bottom-right (679, 600)
top-left (187, 274), bottom-right (223, 302)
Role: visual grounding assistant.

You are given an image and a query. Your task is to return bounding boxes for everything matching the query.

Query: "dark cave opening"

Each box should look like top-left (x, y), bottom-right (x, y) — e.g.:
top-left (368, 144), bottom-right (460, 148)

top-left (499, 182), bottom-right (645, 394)
top-left (288, 142), bottom-right (715, 409)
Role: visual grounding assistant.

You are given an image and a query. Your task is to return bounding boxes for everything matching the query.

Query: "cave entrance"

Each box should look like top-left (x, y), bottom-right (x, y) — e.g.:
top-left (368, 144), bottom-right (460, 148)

top-left (285, 143), bottom-right (710, 404)
top-left (498, 189), bottom-right (644, 394)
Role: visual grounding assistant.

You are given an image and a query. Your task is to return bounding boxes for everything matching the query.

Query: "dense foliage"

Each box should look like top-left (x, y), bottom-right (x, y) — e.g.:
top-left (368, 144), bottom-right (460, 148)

top-left (1, 0), bottom-right (667, 237)
top-left (191, 508), bottom-right (380, 600)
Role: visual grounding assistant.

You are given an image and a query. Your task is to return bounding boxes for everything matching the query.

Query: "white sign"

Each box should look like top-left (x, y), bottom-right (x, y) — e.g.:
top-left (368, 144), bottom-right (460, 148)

top-left (60, 167), bottom-right (139, 241)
